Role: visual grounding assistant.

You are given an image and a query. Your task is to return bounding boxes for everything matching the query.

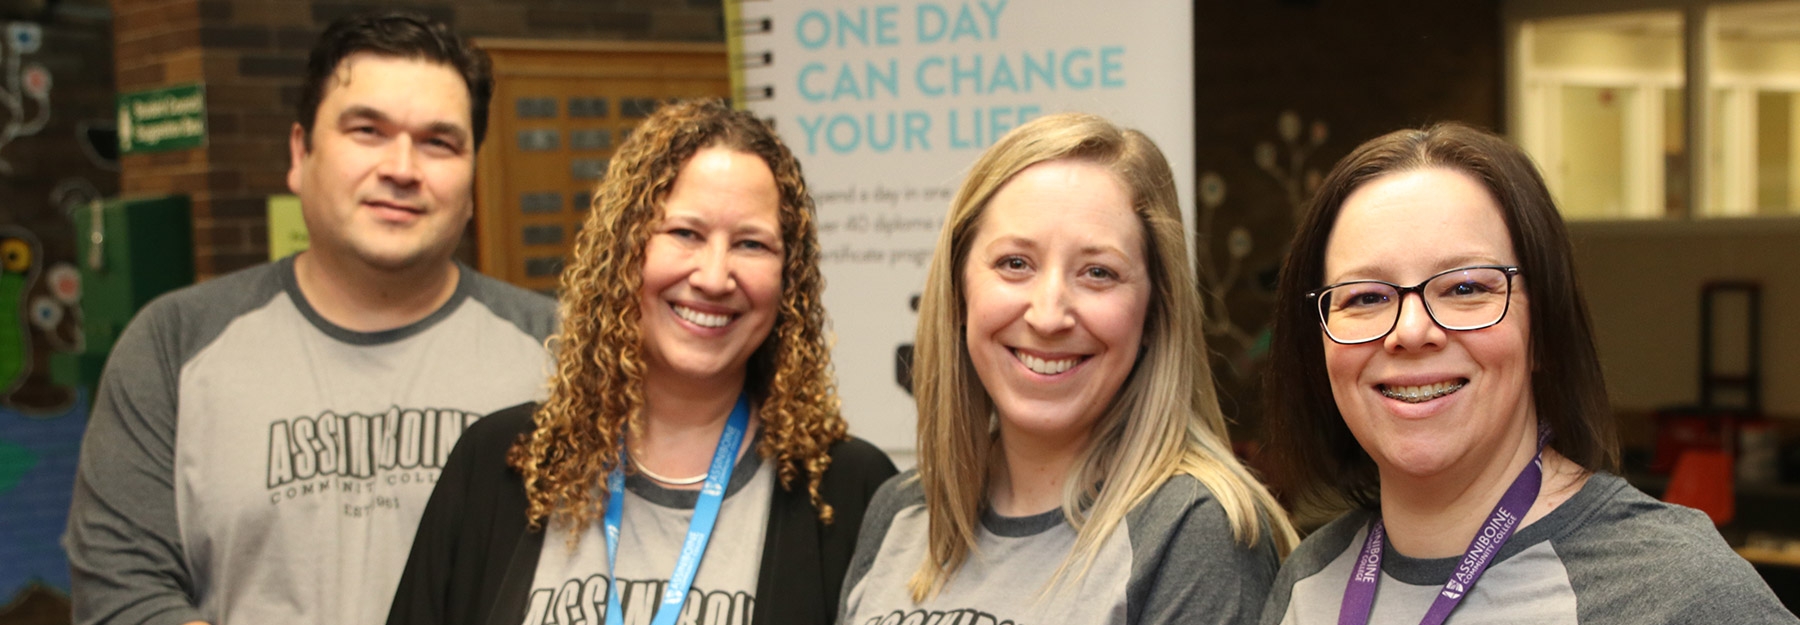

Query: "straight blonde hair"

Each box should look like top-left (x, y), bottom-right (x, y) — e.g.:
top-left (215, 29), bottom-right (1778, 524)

top-left (909, 113), bottom-right (1298, 600)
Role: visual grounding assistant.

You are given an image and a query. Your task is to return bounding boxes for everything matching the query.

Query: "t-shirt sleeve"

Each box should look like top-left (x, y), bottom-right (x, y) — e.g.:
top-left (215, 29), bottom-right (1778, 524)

top-left (816, 437), bottom-right (900, 609)
top-left (1257, 512), bottom-right (1365, 625)
top-left (1662, 565), bottom-right (1800, 624)
top-left (1256, 539), bottom-right (1312, 625)
top-left (63, 297), bottom-right (208, 625)
top-left (837, 471), bottom-right (918, 624)
top-left (459, 267), bottom-right (558, 343)
top-left (1128, 477), bottom-right (1282, 625)
top-left (1560, 496), bottom-right (1800, 625)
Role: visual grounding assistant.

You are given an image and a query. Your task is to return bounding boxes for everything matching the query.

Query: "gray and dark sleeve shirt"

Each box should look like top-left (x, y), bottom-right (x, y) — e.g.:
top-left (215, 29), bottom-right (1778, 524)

top-left (522, 435), bottom-right (775, 625)
top-left (1261, 473), bottom-right (1799, 625)
top-left (839, 469), bottom-right (1280, 625)
top-left (65, 257), bottom-right (556, 625)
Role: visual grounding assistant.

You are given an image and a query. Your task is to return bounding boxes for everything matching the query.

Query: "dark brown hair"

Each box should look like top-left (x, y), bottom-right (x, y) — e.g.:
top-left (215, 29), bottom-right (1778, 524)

top-left (1263, 122), bottom-right (1617, 512)
top-left (297, 11), bottom-right (493, 150)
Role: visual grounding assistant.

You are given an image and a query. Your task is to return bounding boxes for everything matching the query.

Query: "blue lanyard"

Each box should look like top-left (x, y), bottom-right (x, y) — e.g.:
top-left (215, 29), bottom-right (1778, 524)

top-left (603, 392), bottom-right (750, 625)
top-left (1338, 425), bottom-right (1552, 625)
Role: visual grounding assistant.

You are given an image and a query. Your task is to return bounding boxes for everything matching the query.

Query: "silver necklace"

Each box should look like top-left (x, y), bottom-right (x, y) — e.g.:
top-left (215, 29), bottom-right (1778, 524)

top-left (628, 450), bottom-right (707, 485)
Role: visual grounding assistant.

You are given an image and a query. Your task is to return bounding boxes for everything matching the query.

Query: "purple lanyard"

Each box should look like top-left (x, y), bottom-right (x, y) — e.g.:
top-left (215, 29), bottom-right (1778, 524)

top-left (1338, 426), bottom-right (1552, 625)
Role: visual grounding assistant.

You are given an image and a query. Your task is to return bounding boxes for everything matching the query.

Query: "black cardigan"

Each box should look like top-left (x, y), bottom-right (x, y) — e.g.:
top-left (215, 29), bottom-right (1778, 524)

top-left (386, 403), bottom-right (899, 625)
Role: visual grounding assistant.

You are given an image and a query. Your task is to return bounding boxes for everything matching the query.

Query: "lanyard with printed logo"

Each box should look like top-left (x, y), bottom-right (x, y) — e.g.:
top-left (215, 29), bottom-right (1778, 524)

top-left (603, 391), bottom-right (750, 625)
top-left (1338, 425), bottom-right (1551, 625)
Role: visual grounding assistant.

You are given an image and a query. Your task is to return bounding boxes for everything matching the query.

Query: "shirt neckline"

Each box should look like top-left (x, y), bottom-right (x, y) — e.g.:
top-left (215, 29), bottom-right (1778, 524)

top-left (1377, 471), bottom-right (1626, 585)
top-left (624, 429), bottom-right (768, 510)
top-left (278, 254), bottom-right (472, 346)
top-left (981, 505), bottom-right (1067, 538)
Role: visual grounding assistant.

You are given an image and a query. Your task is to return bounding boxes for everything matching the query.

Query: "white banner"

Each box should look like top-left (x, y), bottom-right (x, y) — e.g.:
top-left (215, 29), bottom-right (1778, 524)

top-left (734, 0), bottom-right (1195, 457)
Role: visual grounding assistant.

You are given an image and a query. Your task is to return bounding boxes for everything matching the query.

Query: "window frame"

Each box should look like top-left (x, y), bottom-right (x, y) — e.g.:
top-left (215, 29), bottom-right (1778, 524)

top-left (1506, 0), bottom-right (1800, 220)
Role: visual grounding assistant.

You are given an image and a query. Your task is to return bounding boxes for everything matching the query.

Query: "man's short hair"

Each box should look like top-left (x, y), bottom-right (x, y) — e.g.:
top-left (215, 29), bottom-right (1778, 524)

top-left (296, 11), bottom-right (494, 150)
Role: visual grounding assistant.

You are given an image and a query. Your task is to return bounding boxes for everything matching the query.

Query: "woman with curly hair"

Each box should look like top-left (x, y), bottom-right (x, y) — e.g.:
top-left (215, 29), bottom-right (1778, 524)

top-left (837, 113), bottom-right (1296, 625)
top-left (388, 98), bottom-right (897, 625)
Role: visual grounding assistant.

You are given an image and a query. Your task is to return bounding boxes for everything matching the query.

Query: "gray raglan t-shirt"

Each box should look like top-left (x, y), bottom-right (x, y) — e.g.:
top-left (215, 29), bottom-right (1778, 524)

top-left (839, 470), bottom-right (1279, 625)
top-left (65, 257), bottom-right (556, 625)
top-left (1261, 473), bottom-right (1799, 625)
top-left (523, 441), bottom-right (774, 625)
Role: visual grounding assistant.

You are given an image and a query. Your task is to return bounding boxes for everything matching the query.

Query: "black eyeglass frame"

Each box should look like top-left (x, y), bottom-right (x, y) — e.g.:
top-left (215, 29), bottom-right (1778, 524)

top-left (1304, 265), bottom-right (1522, 345)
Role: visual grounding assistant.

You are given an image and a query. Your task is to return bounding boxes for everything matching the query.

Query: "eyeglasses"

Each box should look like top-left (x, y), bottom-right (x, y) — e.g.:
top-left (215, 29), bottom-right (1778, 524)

top-left (1306, 265), bottom-right (1521, 345)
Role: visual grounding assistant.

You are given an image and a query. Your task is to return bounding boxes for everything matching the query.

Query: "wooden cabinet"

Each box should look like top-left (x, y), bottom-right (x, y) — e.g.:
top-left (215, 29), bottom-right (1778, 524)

top-left (474, 40), bottom-right (729, 293)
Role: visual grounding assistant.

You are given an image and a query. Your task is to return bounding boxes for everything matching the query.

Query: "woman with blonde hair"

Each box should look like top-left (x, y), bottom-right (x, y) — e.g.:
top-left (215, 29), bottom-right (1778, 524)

top-left (388, 98), bottom-right (897, 625)
top-left (838, 112), bottom-right (1297, 625)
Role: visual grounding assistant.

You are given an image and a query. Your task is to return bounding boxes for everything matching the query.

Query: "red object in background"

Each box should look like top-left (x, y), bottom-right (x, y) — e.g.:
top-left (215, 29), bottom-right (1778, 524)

top-left (1663, 448), bottom-right (1736, 526)
top-left (1652, 412), bottom-right (1739, 474)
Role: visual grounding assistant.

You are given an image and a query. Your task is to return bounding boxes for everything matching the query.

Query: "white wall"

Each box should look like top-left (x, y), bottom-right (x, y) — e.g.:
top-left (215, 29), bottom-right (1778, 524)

top-left (1569, 218), bottom-right (1800, 417)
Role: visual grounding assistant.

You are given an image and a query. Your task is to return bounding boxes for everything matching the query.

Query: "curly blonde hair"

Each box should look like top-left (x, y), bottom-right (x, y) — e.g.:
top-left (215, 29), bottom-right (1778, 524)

top-left (508, 99), bottom-right (847, 539)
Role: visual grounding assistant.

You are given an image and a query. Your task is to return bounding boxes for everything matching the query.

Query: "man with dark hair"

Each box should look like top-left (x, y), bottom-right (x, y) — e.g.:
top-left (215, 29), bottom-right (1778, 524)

top-left (64, 12), bottom-right (555, 625)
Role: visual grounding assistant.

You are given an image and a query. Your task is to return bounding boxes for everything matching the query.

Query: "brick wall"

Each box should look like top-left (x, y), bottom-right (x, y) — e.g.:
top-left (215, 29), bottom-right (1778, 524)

top-left (0, 0), bottom-right (119, 272)
top-left (109, 0), bottom-right (1501, 285)
top-left (111, 0), bottom-right (725, 279)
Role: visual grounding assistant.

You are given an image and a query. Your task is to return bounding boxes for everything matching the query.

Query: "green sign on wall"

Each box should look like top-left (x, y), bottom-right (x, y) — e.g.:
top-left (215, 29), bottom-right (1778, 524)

top-left (117, 83), bottom-right (207, 155)
top-left (267, 194), bottom-right (309, 260)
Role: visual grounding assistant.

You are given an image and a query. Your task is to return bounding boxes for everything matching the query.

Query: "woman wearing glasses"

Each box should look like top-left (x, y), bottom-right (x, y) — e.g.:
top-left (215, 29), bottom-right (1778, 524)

top-left (1259, 123), bottom-right (1795, 624)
